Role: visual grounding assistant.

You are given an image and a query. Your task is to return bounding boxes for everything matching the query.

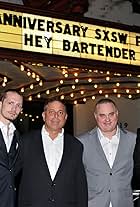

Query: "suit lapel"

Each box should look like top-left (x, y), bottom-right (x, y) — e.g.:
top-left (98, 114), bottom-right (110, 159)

top-left (112, 129), bottom-right (126, 169)
top-left (37, 131), bottom-right (52, 181)
top-left (94, 130), bottom-right (111, 167)
top-left (54, 133), bottom-right (71, 181)
top-left (0, 130), bottom-right (9, 167)
top-left (9, 130), bottom-right (21, 168)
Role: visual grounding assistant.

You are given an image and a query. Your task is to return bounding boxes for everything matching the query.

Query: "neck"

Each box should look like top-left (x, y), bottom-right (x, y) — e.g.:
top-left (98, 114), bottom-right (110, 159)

top-left (45, 126), bottom-right (62, 140)
top-left (102, 128), bottom-right (117, 140)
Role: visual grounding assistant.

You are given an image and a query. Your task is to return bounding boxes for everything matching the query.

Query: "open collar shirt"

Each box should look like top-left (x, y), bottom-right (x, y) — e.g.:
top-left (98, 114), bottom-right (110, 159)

top-left (0, 121), bottom-right (16, 153)
top-left (41, 125), bottom-right (64, 181)
top-left (97, 126), bottom-right (120, 207)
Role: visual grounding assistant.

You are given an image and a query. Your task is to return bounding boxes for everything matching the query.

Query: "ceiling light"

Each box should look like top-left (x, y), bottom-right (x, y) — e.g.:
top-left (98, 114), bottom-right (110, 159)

top-left (72, 85), bottom-right (75, 89)
top-left (56, 87), bottom-right (60, 92)
top-left (46, 90), bottom-right (50, 94)
top-left (60, 80), bottom-right (64, 84)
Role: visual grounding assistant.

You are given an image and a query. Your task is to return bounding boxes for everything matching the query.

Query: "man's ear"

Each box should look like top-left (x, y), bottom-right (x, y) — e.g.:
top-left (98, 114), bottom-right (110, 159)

top-left (65, 113), bottom-right (68, 120)
top-left (42, 111), bottom-right (45, 122)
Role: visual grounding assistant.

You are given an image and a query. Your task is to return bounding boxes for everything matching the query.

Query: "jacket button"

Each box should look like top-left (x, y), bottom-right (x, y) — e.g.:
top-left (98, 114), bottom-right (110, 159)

top-left (110, 172), bottom-right (112, 175)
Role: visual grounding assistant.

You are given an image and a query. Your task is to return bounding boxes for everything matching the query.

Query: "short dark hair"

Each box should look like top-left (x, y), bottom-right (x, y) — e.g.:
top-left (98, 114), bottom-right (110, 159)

top-left (0, 89), bottom-right (23, 102)
top-left (94, 98), bottom-right (117, 113)
top-left (43, 97), bottom-right (67, 112)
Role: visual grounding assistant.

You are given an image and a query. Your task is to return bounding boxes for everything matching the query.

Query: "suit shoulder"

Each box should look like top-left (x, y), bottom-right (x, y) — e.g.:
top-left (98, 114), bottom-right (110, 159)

top-left (66, 133), bottom-right (83, 149)
top-left (77, 128), bottom-right (97, 144)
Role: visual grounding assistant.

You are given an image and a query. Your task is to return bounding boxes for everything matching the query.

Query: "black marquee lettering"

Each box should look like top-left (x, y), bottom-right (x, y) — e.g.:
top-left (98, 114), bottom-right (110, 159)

top-left (72, 41), bottom-right (80, 53)
top-left (63, 24), bottom-right (71, 35)
top-left (136, 36), bottom-right (140, 46)
top-left (63, 40), bottom-right (71, 51)
top-left (24, 34), bottom-right (33, 46)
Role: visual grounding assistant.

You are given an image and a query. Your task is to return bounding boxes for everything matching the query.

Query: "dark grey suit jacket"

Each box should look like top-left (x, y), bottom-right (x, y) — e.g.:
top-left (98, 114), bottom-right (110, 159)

top-left (78, 127), bottom-right (136, 207)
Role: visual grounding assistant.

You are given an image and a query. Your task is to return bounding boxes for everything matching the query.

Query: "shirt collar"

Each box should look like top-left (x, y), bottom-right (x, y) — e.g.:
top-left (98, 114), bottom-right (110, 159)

top-left (42, 125), bottom-right (64, 140)
top-left (97, 126), bottom-right (120, 144)
top-left (0, 121), bottom-right (16, 132)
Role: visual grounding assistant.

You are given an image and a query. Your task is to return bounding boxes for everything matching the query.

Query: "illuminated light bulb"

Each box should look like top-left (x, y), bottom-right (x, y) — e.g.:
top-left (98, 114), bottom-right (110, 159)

top-left (88, 78), bottom-right (92, 82)
top-left (25, 114), bottom-right (28, 117)
top-left (60, 80), bottom-right (64, 84)
top-left (106, 76), bottom-right (110, 81)
top-left (126, 89), bottom-right (129, 93)
top-left (60, 95), bottom-right (65, 100)
top-left (37, 93), bottom-right (41, 98)
top-left (80, 91), bottom-right (84, 95)
top-left (74, 72), bottom-right (78, 77)
top-left (92, 96), bottom-right (95, 100)
top-left (36, 76), bottom-right (40, 81)
top-left (32, 119), bottom-right (35, 122)
top-left (56, 87), bottom-right (60, 92)
top-left (21, 88), bottom-right (24, 93)
top-left (117, 94), bottom-right (121, 98)
top-left (32, 72), bottom-right (36, 78)
top-left (30, 84), bottom-right (34, 89)
top-left (64, 73), bottom-right (68, 78)
top-left (116, 83), bottom-right (120, 87)
top-left (74, 100), bottom-right (77, 105)
top-left (36, 116), bottom-right (39, 119)
top-left (105, 94), bottom-right (109, 98)
top-left (72, 85), bottom-right (75, 89)
top-left (136, 89), bottom-right (140, 93)
top-left (75, 79), bottom-right (79, 83)
top-left (83, 98), bottom-right (86, 102)
top-left (137, 83), bottom-right (140, 87)
top-left (2, 82), bottom-right (6, 87)
top-left (20, 65), bottom-right (24, 71)
top-left (39, 80), bottom-right (43, 86)
top-left (94, 84), bottom-right (98, 88)
top-left (106, 71), bottom-right (110, 75)
top-left (20, 119), bottom-right (23, 122)
top-left (113, 89), bottom-right (117, 93)
top-left (70, 93), bottom-right (74, 98)
top-left (128, 94), bottom-right (132, 99)
top-left (99, 90), bottom-right (102, 94)
top-left (28, 96), bottom-right (32, 101)
top-left (46, 90), bottom-right (50, 94)
top-left (27, 71), bottom-right (31, 76)
top-left (29, 114), bottom-right (32, 118)
top-left (4, 77), bottom-right (7, 82)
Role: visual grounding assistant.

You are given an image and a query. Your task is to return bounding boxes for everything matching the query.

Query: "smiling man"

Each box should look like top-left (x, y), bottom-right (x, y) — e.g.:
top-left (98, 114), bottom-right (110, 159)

top-left (78, 98), bottom-right (136, 207)
top-left (17, 97), bottom-right (88, 207)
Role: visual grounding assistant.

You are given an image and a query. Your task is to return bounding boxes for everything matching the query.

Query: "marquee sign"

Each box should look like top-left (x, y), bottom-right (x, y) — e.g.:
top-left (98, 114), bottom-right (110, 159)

top-left (0, 8), bottom-right (140, 66)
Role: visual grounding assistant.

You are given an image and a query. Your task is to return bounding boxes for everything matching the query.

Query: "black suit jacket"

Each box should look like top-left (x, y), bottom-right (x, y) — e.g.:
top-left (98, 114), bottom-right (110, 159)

top-left (18, 130), bottom-right (88, 207)
top-left (0, 129), bottom-right (21, 207)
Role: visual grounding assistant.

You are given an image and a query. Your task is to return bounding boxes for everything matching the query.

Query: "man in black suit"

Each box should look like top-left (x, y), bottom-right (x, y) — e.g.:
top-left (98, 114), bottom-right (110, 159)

top-left (0, 90), bottom-right (23, 207)
top-left (17, 97), bottom-right (88, 207)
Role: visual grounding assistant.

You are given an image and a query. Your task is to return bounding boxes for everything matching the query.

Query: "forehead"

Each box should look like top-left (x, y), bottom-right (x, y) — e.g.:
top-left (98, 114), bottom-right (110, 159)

top-left (5, 92), bottom-right (23, 103)
top-left (47, 101), bottom-right (65, 110)
top-left (96, 102), bottom-right (116, 113)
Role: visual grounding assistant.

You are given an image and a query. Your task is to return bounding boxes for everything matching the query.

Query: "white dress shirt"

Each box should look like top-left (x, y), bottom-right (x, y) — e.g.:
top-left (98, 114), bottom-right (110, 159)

top-left (41, 125), bottom-right (64, 180)
top-left (0, 121), bottom-right (16, 153)
top-left (97, 127), bottom-right (120, 207)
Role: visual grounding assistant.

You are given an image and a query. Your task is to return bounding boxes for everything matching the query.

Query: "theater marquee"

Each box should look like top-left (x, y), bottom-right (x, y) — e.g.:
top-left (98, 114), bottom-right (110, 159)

top-left (0, 8), bottom-right (140, 66)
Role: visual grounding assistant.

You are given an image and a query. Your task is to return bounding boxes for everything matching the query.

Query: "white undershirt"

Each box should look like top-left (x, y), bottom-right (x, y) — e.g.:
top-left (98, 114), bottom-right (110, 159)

top-left (97, 127), bottom-right (120, 207)
top-left (41, 125), bottom-right (64, 180)
top-left (0, 121), bottom-right (16, 153)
